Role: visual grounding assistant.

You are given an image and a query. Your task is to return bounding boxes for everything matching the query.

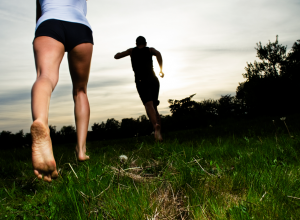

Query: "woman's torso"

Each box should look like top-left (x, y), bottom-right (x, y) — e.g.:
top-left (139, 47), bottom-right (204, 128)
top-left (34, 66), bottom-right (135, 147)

top-left (36, 0), bottom-right (92, 31)
top-left (131, 47), bottom-right (155, 80)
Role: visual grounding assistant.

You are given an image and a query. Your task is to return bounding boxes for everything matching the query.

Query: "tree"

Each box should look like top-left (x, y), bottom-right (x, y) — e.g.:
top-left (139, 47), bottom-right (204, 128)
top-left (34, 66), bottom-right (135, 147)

top-left (168, 94), bottom-right (197, 117)
top-left (60, 126), bottom-right (76, 143)
top-left (136, 115), bottom-right (152, 136)
top-left (105, 118), bottom-right (121, 139)
top-left (91, 122), bottom-right (106, 140)
top-left (60, 126), bottom-right (76, 136)
top-left (243, 35), bottom-right (287, 80)
top-left (0, 131), bottom-right (13, 149)
top-left (236, 36), bottom-right (300, 116)
top-left (218, 95), bottom-right (236, 118)
top-left (120, 118), bottom-right (138, 138)
top-left (284, 40), bottom-right (300, 80)
top-left (15, 130), bottom-right (25, 148)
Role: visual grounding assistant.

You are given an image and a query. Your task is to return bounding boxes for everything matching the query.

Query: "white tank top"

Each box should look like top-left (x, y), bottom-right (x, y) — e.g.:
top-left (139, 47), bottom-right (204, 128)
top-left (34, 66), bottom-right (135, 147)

top-left (36, 0), bottom-right (92, 31)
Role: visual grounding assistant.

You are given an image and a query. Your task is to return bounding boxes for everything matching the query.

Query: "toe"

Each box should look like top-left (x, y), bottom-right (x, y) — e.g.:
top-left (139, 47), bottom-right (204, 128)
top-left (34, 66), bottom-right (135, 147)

top-left (35, 170), bottom-right (43, 180)
top-left (44, 175), bottom-right (52, 182)
top-left (51, 170), bottom-right (59, 179)
top-left (34, 170), bottom-right (40, 177)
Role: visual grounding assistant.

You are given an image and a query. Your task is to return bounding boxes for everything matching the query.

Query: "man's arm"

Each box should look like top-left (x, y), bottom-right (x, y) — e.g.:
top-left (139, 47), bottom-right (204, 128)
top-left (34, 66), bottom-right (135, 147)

top-left (36, 0), bottom-right (42, 23)
top-left (150, 48), bottom-right (164, 78)
top-left (114, 48), bottom-right (132, 59)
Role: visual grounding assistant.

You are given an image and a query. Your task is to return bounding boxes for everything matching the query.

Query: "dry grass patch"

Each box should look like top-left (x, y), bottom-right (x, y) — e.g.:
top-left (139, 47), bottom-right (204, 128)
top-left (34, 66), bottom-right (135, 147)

top-left (146, 182), bottom-right (189, 220)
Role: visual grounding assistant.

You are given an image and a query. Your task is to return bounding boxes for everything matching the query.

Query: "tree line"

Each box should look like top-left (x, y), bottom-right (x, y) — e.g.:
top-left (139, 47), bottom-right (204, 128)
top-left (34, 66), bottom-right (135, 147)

top-left (1, 36), bottom-right (299, 148)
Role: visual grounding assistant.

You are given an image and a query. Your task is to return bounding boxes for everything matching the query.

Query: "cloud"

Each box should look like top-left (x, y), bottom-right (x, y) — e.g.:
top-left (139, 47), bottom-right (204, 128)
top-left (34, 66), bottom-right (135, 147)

top-left (1, 0), bottom-right (300, 132)
top-left (0, 88), bottom-right (31, 104)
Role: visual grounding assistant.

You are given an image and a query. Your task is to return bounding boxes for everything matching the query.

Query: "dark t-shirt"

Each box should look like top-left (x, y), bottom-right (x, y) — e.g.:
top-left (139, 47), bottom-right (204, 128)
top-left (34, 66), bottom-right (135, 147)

top-left (130, 47), bottom-right (156, 81)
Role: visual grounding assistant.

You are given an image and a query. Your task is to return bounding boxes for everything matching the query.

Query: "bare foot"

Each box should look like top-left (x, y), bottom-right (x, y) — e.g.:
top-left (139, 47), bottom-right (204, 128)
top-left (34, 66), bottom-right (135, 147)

top-left (31, 120), bottom-right (58, 182)
top-left (76, 145), bottom-right (90, 161)
top-left (154, 124), bottom-right (163, 142)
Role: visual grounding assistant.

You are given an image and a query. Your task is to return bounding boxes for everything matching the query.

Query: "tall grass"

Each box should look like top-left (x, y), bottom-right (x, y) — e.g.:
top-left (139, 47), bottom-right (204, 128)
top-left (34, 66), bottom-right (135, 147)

top-left (0, 116), bottom-right (299, 219)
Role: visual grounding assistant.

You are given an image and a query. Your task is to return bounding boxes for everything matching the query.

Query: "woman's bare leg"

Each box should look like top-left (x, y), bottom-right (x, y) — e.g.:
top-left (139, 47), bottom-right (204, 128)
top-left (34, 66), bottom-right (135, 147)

top-left (68, 43), bottom-right (93, 161)
top-left (144, 101), bottom-right (163, 141)
top-left (31, 36), bottom-right (65, 182)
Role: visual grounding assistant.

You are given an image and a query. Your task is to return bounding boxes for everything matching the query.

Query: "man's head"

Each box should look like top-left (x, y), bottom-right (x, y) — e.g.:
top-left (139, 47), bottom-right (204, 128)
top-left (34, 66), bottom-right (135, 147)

top-left (136, 36), bottom-right (147, 47)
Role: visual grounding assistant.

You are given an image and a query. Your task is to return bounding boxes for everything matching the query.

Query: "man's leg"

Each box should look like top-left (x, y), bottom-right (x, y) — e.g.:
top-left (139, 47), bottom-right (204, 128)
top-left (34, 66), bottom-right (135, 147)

top-left (144, 101), bottom-right (163, 141)
top-left (31, 36), bottom-right (65, 182)
top-left (154, 105), bottom-right (161, 126)
top-left (154, 105), bottom-right (163, 141)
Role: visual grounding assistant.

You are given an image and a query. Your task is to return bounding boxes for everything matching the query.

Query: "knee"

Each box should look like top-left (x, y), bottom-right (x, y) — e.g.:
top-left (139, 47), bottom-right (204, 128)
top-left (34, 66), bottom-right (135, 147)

top-left (73, 86), bottom-right (87, 97)
top-left (144, 101), bottom-right (153, 109)
top-left (36, 74), bottom-right (59, 90)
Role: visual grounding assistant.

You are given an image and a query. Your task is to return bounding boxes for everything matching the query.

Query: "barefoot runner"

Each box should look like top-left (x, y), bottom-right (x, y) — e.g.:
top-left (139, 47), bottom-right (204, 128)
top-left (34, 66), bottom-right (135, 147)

top-left (31, 0), bottom-right (93, 182)
top-left (114, 36), bottom-right (164, 141)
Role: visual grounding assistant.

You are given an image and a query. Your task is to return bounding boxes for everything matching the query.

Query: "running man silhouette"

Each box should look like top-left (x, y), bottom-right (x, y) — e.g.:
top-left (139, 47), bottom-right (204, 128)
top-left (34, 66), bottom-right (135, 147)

top-left (114, 36), bottom-right (164, 141)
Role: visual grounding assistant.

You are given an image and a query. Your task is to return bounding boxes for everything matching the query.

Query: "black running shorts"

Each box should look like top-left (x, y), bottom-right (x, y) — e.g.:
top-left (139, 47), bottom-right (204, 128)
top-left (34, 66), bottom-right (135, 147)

top-left (34, 19), bottom-right (94, 52)
top-left (135, 76), bottom-right (160, 106)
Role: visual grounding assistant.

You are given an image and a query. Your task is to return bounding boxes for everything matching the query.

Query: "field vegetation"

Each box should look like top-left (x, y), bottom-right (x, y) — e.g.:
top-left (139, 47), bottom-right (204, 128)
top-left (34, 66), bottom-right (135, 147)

top-left (1, 115), bottom-right (300, 219)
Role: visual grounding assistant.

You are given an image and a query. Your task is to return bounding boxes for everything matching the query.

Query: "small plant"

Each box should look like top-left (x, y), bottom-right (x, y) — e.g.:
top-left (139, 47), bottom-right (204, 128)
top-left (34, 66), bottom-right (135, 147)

top-left (119, 155), bottom-right (128, 164)
top-left (272, 120), bottom-right (278, 143)
top-left (117, 155), bottom-right (128, 192)
top-left (280, 117), bottom-right (294, 138)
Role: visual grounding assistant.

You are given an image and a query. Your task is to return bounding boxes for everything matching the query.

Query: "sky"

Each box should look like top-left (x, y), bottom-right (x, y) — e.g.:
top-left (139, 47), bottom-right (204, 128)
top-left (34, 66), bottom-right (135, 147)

top-left (0, 0), bottom-right (299, 133)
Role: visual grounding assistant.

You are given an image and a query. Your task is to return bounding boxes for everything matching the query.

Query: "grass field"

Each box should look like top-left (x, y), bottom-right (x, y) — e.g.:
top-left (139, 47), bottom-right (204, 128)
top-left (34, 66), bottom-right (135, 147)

top-left (1, 116), bottom-right (300, 219)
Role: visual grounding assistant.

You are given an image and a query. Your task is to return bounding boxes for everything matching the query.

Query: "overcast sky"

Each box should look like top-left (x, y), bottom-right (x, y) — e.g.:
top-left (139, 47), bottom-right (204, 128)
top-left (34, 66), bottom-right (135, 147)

top-left (0, 0), bottom-right (299, 133)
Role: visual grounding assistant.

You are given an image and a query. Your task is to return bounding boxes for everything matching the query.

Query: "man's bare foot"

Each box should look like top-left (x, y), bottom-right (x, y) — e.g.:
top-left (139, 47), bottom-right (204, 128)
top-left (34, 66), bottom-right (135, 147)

top-left (154, 124), bottom-right (163, 142)
top-left (31, 120), bottom-right (58, 182)
top-left (76, 145), bottom-right (90, 161)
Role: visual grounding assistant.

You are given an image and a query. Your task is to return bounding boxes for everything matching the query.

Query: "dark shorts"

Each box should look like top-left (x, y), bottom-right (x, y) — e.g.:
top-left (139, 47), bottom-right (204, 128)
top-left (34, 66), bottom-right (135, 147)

top-left (135, 76), bottom-right (160, 106)
top-left (34, 19), bottom-right (94, 52)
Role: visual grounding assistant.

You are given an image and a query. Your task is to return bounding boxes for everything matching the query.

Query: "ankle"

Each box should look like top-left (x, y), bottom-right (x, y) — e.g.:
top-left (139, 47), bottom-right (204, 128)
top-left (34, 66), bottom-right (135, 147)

top-left (33, 119), bottom-right (48, 127)
top-left (76, 144), bottom-right (86, 152)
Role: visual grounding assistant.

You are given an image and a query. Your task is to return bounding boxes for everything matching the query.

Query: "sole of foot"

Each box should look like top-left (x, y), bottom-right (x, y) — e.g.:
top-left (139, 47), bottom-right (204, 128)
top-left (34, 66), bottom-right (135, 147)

top-left (76, 145), bottom-right (90, 161)
top-left (154, 124), bottom-right (163, 142)
top-left (31, 120), bottom-right (58, 182)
